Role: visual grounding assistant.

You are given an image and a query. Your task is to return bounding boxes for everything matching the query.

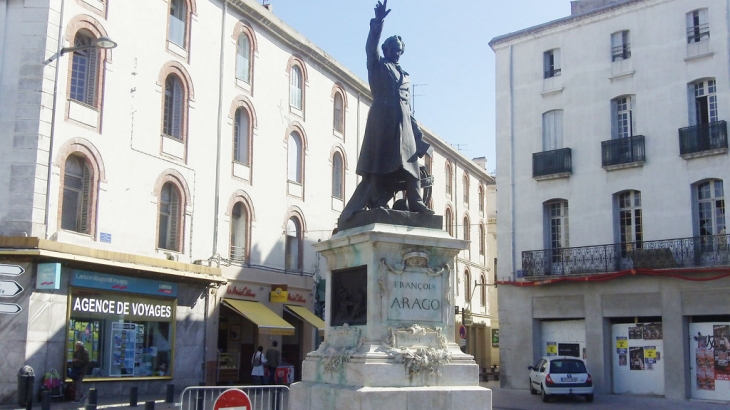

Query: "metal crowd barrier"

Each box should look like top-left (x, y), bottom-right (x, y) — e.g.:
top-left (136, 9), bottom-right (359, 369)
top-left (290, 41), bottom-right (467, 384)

top-left (179, 385), bottom-right (289, 410)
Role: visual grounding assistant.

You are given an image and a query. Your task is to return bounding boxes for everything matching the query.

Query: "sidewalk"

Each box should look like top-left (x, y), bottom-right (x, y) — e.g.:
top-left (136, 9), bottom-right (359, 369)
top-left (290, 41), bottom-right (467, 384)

top-left (0, 395), bottom-right (175, 410)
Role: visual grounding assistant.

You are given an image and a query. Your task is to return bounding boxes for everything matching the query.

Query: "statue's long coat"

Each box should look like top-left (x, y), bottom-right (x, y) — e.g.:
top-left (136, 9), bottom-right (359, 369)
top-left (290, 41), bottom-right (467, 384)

top-left (356, 18), bottom-right (424, 180)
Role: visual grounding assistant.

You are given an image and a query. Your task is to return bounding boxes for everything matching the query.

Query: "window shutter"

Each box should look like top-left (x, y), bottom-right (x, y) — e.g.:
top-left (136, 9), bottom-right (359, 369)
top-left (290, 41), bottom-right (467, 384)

top-left (688, 84), bottom-right (697, 126)
top-left (168, 191), bottom-right (180, 251)
top-left (79, 163), bottom-right (92, 233)
top-left (240, 110), bottom-right (249, 165)
top-left (698, 8), bottom-right (708, 26)
top-left (172, 79), bottom-right (183, 139)
top-left (610, 99), bottom-right (618, 139)
top-left (86, 48), bottom-right (98, 106)
top-left (553, 49), bottom-right (561, 71)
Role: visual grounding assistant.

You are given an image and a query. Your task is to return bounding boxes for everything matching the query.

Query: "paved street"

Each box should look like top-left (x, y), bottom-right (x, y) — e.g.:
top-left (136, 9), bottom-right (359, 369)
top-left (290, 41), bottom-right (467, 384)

top-left (482, 380), bottom-right (728, 410)
top-left (3, 383), bottom-right (729, 410)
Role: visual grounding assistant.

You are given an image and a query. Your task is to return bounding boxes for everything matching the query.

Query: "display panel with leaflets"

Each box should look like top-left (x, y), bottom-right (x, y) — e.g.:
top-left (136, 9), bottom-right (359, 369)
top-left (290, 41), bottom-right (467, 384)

top-left (67, 270), bottom-right (177, 379)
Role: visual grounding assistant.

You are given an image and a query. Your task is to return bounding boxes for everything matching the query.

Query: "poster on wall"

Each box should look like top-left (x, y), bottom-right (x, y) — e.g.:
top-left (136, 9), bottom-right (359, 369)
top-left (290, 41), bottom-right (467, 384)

top-left (546, 342), bottom-right (557, 356)
top-left (696, 349), bottom-right (716, 391)
top-left (714, 325), bottom-right (730, 381)
top-left (629, 326), bottom-right (643, 339)
top-left (629, 346), bottom-right (645, 370)
top-left (643, 323), bottom-right (663, 340)
top-left (645, 346), bottom-right (656, 370)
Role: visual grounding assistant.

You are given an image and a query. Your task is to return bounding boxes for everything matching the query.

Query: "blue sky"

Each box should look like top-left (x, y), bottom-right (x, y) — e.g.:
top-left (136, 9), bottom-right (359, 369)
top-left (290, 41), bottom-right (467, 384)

top-left (265, 0), bottom-right (572, 175)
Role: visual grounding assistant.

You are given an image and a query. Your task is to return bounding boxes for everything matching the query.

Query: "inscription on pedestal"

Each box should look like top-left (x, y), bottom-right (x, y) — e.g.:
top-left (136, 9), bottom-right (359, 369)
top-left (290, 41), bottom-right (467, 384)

top-left (394, 330), bottom-right (439, 348)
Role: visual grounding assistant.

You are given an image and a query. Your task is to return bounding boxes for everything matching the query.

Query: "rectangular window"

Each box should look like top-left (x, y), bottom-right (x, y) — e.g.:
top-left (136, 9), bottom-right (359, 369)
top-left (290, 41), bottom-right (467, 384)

top-left (169, 0), bottom-right (187, 47)
top-left (542, 110), bottom-right (564, 150)
top-left (543, 49), bottom-right (561, 79)
top-left (546, 201), bottom-right (569, 263)
top-left (611, 30), bottom-right (631, 61)
top-left (687, 9), bottom-right (709, 43)
top-left (68, 287), bottom-right (176, 379)
top-left (617, 191), bottom-right (642, 256)
top-left (612, 96), bottom-right (633, 139)
top-left (693, 80), bottom-right (718, 125)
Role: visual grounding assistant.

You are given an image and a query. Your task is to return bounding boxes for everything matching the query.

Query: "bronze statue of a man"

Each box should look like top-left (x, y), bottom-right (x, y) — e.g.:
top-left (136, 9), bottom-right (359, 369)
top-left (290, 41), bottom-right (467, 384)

top-left (341, 0), bottom-right (434, 221)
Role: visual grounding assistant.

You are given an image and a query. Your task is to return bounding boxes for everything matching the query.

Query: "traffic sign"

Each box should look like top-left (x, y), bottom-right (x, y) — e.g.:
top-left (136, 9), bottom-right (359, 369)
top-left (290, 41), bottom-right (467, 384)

top-left (0, 303), bottom-right (22, 314)
top-left (459, 325), bottom-right (467, 340)
top-left (0, 280), bottom-right (23, 297)
top-left (214, 389), bottom-right (251, 410)
top-left (0, 264), bottom-right (24, 276)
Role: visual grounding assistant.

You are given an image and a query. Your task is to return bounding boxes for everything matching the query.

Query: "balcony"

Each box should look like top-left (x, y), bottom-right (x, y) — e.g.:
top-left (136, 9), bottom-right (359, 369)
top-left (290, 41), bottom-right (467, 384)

top-left (521, 234), bottom-right (730, 278)
top-left (601, 135), bottom-right (645, 170)
top-left (678, 120), bottom-right (727, 159)
top-left (533, 148), bottom-right (572, 180)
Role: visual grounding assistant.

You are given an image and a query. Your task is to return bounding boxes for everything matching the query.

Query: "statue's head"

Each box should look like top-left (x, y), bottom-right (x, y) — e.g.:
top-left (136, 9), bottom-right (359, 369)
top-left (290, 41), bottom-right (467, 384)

top-left (382, 35), bottom-right (405, 63)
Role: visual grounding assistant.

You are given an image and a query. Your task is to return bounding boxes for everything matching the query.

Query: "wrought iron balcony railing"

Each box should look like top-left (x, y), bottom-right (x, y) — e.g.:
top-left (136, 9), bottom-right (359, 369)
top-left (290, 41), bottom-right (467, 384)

top-left (521, 234), bottom-right (730, 278)
top-left (533, 148), bottom-right (572, 177)
top-left (611, 44), bottom-right (631, 61)
top-left (602, 135), bottom-right (645, 167)
top-left (687, 23), bottom-right (710, 43)
top-left (544, 68), bottom-right (561, 79)
top-left (230, 245), bottom-right (246, 266)
top-left (679, 120), bottom-right (727, 156)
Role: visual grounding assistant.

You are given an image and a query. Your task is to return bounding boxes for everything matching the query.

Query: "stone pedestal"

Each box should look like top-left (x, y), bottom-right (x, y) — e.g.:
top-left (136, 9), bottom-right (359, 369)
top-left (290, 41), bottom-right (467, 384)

top-left (290, 222), bottom-right (491, 410)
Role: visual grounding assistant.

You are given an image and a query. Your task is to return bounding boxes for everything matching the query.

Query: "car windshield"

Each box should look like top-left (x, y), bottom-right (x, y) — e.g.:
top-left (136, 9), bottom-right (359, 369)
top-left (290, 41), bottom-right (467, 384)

top-left (549, 359), bottom-right (587, 374)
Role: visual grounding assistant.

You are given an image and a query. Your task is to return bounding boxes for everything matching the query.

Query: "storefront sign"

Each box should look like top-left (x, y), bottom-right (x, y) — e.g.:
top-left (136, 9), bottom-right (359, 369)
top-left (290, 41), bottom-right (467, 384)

top-left (71, 294), bottom-right (173, 319)
top-left (492, 329), bottom-right (500, 348)
top-left (287, 293), bottom-right (307, 303)
top-left (71, 270), bottom-right (177, 297)
top-left (37, 263), bottom-right (61, 290)
top-left (227, 285), bottom-right (256, 298)
top-left (270, 284), bottom-right (288, 303)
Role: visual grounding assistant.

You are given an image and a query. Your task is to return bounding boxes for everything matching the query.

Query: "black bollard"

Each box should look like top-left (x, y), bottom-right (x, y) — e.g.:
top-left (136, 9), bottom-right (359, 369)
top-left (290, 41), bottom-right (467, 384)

top-left (166, 384), bottom-right (174, 403)
top-left (41, 390), bottom-right (51, 410)
top-left (195, 393), bottom-right (204, 410)
top-left (129, 387), bottom-right (138, 407)
top-left (144, 400), bottom-right (155, 410)
top-left (88, 388), bottom-right (98, 405)
top-left (85, 405), bottom-right (97, 410)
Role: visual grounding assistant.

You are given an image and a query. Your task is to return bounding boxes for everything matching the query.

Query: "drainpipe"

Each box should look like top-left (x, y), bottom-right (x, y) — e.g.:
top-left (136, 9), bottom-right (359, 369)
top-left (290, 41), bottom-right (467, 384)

top-left (509, 45), bottom-right (516, 280)
top-left (212, 1), bottom-right (227, 256)
top-left (43, 0), bottom-right (65, 239)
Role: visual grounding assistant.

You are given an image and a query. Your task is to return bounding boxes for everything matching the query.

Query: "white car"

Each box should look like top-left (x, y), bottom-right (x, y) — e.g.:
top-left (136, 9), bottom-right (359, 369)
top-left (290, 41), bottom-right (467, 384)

top-left (528, 356), bottom-right (594, 403)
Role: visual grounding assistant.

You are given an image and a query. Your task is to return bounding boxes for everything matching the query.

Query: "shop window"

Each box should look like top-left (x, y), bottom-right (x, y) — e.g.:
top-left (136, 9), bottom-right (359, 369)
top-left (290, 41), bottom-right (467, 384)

top-left (68, 288), bottom-right (175, 379)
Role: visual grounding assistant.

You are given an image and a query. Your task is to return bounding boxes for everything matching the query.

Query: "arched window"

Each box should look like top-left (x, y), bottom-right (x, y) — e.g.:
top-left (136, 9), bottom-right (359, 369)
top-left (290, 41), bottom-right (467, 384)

top-left (463, 173), bottom-right (470, 204)
top-left (478, 224), bottom-right (485, 256)
top-left (230, 202), bottom-right (249, 264)
top-left (290, 66), bottom-right (303, 110)
top-left (332, 151), bottom-right (344, 199)
top-left (233, 107), bottom-right (251, 165)
top-left (695, 180), bottom-right (725, 237)
top-left (480, 274), bottom-right (487, 307)
top-left (478, 185), bottom-right (485, 213)
top-left (333, 92), bottom-right (344, 134)
top-left (69, 31), bottom-right (99, 106)
top-left (61, 155), bottom-right (93, 233)
top-left (158, 182), bottom-right (183, 251)
top-left (236, 33), bottom-right (251, 83)
top-left (464, 270), bottom-right (471, 304)
top-left (288, 132), bottom-right (303, 183)
top-left (168, 0), bottom-right (188, 48)
top-left (445, 162), bottom-right (453, 196)
top-left (163, 75), bottom-right (185, 139)
top-left (445, 208), bottom-right (454, 237)
top-left (463, 215), bottom-right (470, 241)
top-left (285, 217), bottom-right (302, 271)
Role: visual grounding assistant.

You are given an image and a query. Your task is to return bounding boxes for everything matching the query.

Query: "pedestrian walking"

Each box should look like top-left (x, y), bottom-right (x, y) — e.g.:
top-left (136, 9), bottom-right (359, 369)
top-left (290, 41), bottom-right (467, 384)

top-left (265, 341), bottom-right (281, 384)
top-left (251, 346), bottom-right (266, 385)
top-left (70, 341), bottom-right (89, 402)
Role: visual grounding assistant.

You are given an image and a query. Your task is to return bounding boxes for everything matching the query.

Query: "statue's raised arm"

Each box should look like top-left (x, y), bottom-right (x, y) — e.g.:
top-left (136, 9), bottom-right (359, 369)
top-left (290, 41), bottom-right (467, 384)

top-left (374, 0), bottom-right (390, 21)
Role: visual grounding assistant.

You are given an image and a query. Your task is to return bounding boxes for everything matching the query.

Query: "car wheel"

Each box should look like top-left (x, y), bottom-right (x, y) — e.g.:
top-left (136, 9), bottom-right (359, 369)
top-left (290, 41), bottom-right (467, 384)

top-left (541, 385), bottom-right (550, 403)
top-left (529, 378), bottom-right (537, 394)
top-left (585, 394), bottom-right (594, 403)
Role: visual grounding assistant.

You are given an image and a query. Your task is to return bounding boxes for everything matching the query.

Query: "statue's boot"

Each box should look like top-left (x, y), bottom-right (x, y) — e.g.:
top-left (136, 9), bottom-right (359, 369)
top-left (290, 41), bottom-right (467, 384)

top-left (406, 176), bottom-right (435, 215)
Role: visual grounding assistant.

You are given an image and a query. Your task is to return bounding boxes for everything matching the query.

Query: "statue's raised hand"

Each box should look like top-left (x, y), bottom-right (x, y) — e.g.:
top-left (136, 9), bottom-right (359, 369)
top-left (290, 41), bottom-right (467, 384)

top-left (374, 0), bottom-right (391, 21)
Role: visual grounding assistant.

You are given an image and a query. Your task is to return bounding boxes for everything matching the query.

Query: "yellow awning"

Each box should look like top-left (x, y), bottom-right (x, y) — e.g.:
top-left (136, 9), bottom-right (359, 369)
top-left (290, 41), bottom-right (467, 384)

top-left (286, 304), bottom-right (325, 335)
top-left (223, 299), bottom-right (295, 335)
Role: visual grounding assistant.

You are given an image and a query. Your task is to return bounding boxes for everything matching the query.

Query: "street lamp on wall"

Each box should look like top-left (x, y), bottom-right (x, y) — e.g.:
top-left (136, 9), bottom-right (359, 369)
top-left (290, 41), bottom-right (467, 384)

top-left (43, 36), bottom-right (118, 65)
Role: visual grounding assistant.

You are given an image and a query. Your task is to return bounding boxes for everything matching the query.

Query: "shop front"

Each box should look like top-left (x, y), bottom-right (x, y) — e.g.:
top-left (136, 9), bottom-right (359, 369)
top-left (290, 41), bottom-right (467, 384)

top-left (0, 237), bottom-right (225, 404)
top-left (216, 282), bottom-right (323, 385)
